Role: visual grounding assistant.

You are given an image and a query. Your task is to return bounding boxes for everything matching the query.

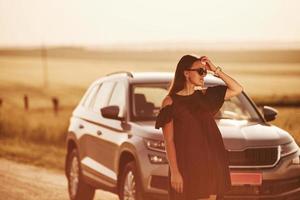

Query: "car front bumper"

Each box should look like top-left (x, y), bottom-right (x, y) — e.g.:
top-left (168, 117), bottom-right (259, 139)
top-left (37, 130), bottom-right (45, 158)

top-left (138, 146), bottom-right (300, 200)
top-left (223, 149), bottom-right (300, 200)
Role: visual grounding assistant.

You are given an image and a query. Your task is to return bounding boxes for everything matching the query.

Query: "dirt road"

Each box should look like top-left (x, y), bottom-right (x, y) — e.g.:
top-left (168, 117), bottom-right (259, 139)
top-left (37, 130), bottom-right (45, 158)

top-left (0, 158), bottom-right (119, 200)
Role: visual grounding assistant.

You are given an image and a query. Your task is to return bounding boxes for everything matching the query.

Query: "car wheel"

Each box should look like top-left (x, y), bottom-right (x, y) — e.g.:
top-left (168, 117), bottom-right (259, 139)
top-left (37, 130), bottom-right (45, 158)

top-left (119, 161), bottom-right (144, 200)
top-left (66, 148), bottom-right (95, 200)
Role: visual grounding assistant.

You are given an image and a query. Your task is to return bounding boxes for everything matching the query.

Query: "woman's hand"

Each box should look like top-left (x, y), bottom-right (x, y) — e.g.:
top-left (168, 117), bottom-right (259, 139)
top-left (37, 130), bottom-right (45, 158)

top-left (171, 170), bottom-right (184, 193)
top-left (199, 56), bottom-right (217, 72)
top-left (200, 56), bottom-right (244, 100)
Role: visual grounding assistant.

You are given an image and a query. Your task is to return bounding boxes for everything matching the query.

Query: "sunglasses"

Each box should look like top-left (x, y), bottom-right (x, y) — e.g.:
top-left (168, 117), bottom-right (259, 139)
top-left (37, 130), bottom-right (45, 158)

top-left (186, 67), bottom-right (207, 76)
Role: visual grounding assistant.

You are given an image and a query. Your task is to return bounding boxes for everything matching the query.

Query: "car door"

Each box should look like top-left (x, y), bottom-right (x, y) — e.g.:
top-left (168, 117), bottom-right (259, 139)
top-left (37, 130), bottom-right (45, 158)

top-left (81, 80), bottom-right (128, 186)
top-left (79, 80), bottom-right (118, 186)
top-left (93, 81), bottom-right (128, 184)
top-left (101, 80), bottom-right (130, 178)
top-left (76, 82), bottom-right (101, 161)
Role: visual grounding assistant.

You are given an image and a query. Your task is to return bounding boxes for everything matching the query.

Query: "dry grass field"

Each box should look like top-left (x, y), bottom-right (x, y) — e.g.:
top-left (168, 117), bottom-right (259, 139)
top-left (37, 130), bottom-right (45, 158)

top-left (0, 52), bottom-right (299, 170)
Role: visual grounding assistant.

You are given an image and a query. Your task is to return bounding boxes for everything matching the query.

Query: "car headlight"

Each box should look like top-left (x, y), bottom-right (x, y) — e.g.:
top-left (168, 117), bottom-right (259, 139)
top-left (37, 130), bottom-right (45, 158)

top-left (148, 154), bottom-right (168, 164)
top-left (143, 138), bottom-right (165, 152)
top-left (280, 140), bottom-right (299, 157)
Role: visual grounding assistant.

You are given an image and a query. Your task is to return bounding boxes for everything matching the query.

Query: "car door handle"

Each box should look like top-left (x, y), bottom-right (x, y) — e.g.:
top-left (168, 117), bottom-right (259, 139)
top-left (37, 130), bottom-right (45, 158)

top-left (97, 130), bottom-right (102, 136)
top-left (79, 124), bottom-right (84, 129)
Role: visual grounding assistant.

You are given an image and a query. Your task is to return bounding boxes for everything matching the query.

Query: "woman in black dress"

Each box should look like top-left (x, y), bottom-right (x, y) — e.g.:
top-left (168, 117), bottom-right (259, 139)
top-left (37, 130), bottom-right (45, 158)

top-left (155, 55), bottom-right (243, 200)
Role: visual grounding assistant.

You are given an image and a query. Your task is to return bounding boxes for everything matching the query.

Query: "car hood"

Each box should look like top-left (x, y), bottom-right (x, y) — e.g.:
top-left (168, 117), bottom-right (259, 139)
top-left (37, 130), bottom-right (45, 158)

top-left (135, 120), bottom-right (294, 150)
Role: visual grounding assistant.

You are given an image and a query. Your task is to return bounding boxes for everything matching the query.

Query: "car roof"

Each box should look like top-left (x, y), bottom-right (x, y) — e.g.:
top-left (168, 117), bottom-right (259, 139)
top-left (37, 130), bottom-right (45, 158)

top-left (94, 71), bottom-right (225, 85)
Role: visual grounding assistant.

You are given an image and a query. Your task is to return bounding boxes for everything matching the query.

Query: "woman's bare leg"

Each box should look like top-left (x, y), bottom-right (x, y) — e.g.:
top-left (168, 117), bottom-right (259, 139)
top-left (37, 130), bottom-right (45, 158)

top-left (209, 194), bottom-right (217, 200)
top-left (197, 194), bottom-right (217, 200)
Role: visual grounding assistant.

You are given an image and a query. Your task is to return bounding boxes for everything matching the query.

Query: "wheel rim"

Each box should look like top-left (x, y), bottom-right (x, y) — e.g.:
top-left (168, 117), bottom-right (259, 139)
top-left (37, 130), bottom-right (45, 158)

top-left (69, 155), bottom-right (79, 198)
top-left (123, 170), bottom-right (136, 200)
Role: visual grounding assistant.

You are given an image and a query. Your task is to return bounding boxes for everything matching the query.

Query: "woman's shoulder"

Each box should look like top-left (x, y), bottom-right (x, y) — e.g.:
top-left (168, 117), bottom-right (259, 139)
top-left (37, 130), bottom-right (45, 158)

top-left (161, 95), bottom-right (173, 108)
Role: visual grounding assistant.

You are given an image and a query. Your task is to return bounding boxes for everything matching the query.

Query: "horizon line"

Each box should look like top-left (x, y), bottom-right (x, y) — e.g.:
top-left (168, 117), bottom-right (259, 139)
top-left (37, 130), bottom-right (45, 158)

top-left (1, 40), bottom-right (300, 51)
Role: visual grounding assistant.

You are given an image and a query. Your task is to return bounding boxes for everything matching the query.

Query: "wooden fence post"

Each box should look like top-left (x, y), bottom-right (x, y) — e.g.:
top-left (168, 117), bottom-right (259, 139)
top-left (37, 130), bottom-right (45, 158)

top-left (24, 95), bottom-right (29, 111)
top-left (52, 97), bottom-right (59, 115)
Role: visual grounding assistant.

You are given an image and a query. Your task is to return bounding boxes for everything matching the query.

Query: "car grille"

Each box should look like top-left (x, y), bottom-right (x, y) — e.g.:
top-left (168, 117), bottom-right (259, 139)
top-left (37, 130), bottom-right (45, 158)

top-left (228, 147), bottom-right (279, 167)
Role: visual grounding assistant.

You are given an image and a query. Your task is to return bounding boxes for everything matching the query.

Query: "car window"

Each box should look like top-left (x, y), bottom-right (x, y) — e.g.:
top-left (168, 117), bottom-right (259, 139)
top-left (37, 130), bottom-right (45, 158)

top-left (108, 81), bottom-right (126, 118)
top-left (215, 94), bottom-right (260, 121)
top-left (131, 83), bottom-right (262, 122)
top-left (92, 81), bottom-right (116, 113)
top-left (132, 84), bottom-right (167, 120)
top-left (87, 83), bottom-right (102, 109)
top-left (82, 84), bottom-right (101, 108)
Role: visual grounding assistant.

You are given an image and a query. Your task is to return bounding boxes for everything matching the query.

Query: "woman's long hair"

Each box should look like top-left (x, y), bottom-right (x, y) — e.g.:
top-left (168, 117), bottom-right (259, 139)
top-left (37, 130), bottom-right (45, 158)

top-left (168, 54), bottom-right (202, 96)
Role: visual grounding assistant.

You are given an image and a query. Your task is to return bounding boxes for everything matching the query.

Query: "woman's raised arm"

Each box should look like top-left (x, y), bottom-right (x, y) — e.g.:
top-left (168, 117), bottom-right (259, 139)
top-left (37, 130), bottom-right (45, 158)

top-left (200, 56), bottom-right (243, 100)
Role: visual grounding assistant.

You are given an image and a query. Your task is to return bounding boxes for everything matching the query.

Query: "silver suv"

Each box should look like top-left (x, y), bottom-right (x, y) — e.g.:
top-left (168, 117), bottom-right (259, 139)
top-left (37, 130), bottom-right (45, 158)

top-left (65, 71), bottom-right (300, 200)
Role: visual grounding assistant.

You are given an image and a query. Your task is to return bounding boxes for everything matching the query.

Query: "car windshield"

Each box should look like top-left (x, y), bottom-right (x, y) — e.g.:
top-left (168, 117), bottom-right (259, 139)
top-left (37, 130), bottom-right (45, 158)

top-left (131, 83), bottom-right (262, 122)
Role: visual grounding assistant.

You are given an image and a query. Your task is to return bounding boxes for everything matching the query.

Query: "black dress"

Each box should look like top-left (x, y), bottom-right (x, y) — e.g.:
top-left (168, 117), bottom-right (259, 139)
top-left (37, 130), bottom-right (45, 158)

top-left (155, 85), bottom-right (232, 200)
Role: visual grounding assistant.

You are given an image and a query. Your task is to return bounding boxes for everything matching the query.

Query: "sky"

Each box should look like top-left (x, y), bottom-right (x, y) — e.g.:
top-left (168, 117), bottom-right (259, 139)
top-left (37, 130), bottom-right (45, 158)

top-left (0, 0), bottom-right (300, 48)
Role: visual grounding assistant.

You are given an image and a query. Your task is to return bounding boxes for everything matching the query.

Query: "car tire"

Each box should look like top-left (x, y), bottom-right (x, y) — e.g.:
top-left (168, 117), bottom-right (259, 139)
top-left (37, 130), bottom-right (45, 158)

top-left (66, 148), bottom-right (95, 200)
top-left (119, 160), bottom-right (144, 200)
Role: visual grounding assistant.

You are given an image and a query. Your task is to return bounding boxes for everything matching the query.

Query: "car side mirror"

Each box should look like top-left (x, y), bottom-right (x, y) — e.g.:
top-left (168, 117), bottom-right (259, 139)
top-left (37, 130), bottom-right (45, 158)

top-left (262, 106), bottom-right (278, 122)
top-left (100, 105), bottom-right (124, 121)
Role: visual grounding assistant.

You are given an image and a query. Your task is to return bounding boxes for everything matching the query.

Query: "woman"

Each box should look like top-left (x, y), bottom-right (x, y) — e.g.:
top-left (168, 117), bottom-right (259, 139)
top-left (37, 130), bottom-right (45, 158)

top-left (155, 55), bottom-right (243, 200)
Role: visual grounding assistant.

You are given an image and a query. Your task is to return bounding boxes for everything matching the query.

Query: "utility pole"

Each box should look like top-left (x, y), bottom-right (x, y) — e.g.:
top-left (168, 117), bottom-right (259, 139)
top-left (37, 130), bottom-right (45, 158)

top-left (41, 45), bottom-right (48, 88)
